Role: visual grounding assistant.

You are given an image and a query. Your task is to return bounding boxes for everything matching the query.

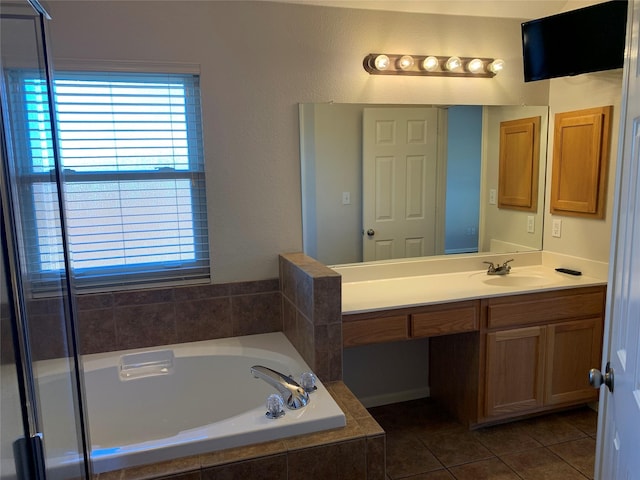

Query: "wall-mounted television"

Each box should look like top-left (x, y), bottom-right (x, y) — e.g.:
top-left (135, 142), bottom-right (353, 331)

top-left (522, 0), bottom-right (628, 82)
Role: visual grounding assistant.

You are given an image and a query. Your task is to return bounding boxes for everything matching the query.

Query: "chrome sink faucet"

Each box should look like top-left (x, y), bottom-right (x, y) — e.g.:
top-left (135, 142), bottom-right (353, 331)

top-left (250, 365), bottom-right (310, 409)
top-left (483, 259), bottom-right (514, 275)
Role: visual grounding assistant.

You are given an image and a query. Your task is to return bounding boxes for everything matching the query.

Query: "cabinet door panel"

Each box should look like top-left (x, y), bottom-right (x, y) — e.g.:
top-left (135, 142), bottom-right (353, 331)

top-left (545, 318), bottom-right (602, 405)
top-left (485, 326), bottom-right (546, 417)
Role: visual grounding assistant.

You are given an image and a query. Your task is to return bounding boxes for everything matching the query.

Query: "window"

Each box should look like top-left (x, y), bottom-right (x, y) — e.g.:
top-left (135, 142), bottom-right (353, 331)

top-left (9, 71), bottom-right (209, 290)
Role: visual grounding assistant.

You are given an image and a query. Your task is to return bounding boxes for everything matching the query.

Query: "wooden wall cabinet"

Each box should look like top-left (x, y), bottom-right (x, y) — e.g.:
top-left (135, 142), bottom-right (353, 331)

top-left (498, 116), bottom-right (541, 211)
top-left (550, 106), bottom-right (612, 218)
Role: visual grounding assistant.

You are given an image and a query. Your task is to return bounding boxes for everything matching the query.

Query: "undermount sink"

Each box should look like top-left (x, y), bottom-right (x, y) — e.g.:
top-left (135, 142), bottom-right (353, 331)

top-left (482, 273), bottom-right (555, 287)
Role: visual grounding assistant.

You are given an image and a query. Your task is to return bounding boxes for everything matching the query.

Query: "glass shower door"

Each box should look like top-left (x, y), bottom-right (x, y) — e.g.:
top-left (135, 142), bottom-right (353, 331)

top-left (0, 1), bottom-right (90, 478)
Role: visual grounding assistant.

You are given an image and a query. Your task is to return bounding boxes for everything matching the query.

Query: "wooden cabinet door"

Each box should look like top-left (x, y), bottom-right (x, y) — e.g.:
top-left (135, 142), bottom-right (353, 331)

top-left (545, 318), bottom-right (602, 406)
top-left (498, 116), bottom-right (541, 211)
top-left (485, 326), bottom-right (546, 418)
top-left (550, 106), bottom-right (612, 218)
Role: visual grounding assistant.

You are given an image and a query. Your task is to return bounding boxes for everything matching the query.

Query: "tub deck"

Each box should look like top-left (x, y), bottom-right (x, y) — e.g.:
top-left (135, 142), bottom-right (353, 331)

top-left (81, 333), bottom-right (346, 474)
top-left (92, 381), bottom-right (384, 480)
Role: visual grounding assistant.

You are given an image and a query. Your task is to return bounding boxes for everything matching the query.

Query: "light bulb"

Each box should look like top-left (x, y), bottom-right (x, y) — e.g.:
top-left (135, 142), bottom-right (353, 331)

top-left (422, 56), bottom-right (439, 72)
top-left (488, 59), bottom-right (504, 74)
top-left (445, 56), bottom-right (462, 72)
top-left (397, 55), bottom-right (414, 70)
top-left (467, 58), bottom-right (484, 74)
top-left (373, 54), bottom-right (390, 71)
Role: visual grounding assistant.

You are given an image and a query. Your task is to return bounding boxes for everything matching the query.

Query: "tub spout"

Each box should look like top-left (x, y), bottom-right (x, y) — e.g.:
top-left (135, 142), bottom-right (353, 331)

top-left (250, 365), bottom-right (310, 409)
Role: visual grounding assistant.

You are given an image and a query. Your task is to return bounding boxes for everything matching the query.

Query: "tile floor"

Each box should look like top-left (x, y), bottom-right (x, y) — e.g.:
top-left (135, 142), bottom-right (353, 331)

top-left (368, 398), bottom-right (598, 480)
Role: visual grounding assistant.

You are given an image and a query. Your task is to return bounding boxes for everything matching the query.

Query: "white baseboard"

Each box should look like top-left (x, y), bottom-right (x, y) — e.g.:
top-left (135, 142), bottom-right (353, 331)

top-left (356, 387), bottom-right (431, 408)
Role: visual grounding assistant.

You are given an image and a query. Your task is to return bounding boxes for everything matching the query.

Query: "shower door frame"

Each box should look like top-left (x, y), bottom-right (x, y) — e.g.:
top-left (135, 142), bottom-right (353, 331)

top-left (0, 0), bottom-right (91, 478)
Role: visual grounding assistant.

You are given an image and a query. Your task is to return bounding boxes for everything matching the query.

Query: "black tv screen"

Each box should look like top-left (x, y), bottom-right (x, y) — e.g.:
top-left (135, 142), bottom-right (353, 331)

top-left (522, 0), bottom-right (628, 82)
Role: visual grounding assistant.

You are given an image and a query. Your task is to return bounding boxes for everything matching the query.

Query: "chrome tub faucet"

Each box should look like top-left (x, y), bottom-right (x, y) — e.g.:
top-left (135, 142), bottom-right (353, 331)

top-left (483, 259), bottom-right (514, 275)
top-left (250, 365), bottom-right (310, 409)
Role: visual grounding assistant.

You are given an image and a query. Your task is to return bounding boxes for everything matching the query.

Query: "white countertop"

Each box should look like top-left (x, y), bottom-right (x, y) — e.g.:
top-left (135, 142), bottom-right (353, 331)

top-left (339, 264), bottom-right (606, 314)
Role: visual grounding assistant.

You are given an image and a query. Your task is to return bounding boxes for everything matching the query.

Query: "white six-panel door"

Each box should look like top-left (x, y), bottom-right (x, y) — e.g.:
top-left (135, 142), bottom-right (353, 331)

top-left (596, 1), bottom-right (640, 478)
top-left (362, 107), bottom-right (443, 262)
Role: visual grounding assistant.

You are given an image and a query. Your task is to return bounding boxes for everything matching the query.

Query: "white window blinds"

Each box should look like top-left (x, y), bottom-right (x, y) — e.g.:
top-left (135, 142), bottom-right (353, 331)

top-left (9, 71), bottom-right (210, 291)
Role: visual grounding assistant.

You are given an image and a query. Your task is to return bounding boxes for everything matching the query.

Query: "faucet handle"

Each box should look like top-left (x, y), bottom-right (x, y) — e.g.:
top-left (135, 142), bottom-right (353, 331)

top-left (501, 259), bottom-right (514, 270)
top-left (483, 261), bottom-right (496, 272)
top-left (299, 371), bottom-right (317, 393)
top-left (265, 394), bottom-right (286, 419)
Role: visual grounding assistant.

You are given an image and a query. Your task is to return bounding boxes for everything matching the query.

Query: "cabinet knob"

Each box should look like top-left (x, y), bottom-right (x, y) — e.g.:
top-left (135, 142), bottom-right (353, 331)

top-left (589, 361), bottom-right (614, 393)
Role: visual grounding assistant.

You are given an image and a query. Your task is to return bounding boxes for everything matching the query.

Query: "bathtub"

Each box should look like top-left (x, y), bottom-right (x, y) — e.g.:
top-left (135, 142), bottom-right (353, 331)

top-left (33, 332), bottom-right (345, 475)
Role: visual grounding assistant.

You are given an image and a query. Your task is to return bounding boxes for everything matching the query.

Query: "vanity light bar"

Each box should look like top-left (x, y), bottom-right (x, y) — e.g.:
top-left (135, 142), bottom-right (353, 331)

top-left (363, 54), bottom-right (503, 78)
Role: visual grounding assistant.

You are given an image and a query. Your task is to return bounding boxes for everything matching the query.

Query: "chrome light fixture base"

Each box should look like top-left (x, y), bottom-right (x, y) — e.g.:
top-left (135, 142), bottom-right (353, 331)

top-left (363, 53), bottom-right (502, 78)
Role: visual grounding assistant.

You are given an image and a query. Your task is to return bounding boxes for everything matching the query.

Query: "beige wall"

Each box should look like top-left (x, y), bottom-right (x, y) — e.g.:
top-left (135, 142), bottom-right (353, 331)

top-left (45, 0), bottom-right (548, 282)
top-left (479, 105), bottom-right (549, 253)
top-left (543, 70), bottom-right (623, 263)
top-left (300, 103), bottom-right (364, 266)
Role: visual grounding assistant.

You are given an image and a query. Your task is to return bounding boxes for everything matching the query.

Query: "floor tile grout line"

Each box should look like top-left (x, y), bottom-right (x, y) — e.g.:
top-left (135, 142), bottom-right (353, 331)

top-left (370, 400), bottom-right (597, 480)
top-left (444, 456), bottom-right (527, 480)
top-left (543, 445), bottom-right (593, 480)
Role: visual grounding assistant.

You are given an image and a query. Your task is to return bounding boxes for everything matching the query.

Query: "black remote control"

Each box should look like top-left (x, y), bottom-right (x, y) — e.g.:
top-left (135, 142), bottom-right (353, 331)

top-left (555, 268), bottom-right (582, 276)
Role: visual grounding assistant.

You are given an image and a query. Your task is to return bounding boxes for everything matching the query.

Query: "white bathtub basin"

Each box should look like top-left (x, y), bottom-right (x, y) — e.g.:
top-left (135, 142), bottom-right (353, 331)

top-left (33, 333), bottom-right (346, 475)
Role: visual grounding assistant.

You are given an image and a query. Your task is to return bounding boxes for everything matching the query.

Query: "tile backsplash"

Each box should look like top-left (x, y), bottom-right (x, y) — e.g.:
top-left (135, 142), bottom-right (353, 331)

top-left (75, 278), bottom-right (282, 355)
top-left (2, 253), bottom-right (344, 383)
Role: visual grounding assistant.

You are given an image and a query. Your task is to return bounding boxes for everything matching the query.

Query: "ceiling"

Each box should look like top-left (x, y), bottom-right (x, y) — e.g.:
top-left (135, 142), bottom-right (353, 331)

top-left (264, 0), bottom-right (605, 20)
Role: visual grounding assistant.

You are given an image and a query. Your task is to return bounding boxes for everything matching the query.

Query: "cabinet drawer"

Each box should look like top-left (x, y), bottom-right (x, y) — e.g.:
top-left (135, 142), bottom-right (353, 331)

top-left (487, 289), bottom-right (605, 329)
top-left (343, 315), bottom-right (409, 347)
top-left (411, 305), bottom-right (478, 338)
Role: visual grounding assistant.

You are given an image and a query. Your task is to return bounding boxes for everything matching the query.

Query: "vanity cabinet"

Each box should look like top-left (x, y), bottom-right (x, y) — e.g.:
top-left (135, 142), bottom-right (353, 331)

top-left (428, 285), bottom-right (606, 427)
top-left (483, 317), bottom-right (603, 418)
top-left (342, 285), bottom-right (606, 428)
top-left (480, 286), bottom-right (605, 424)
top-left (342, 300), bottom-right (479, 348)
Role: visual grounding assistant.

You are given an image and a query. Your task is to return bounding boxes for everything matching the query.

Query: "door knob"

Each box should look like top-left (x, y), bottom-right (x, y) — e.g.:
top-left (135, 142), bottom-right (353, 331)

top-left (366, 229), bottom-right (375, 237)
top-left (589, 361), bottom-right (614, 393)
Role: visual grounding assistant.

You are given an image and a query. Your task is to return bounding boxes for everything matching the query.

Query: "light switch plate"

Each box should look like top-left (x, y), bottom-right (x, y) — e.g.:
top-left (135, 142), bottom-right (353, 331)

top-left (527, 215), bottom-right (535, 233)
top-left (342, 192), bottom-right (351, 205)
top-left (489, 189), bottom-right (497, 205)
top-left (552, 218), bottom-right (562, 237)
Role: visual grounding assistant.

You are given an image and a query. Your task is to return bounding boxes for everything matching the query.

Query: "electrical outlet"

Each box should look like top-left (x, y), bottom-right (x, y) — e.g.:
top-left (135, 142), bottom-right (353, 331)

top-left (489, 188), bottom-right (497, 205)
top-left (527, 215), bottom-right (535, 233)
top-left (552, 218), bottom-right (562, 238)
top-left (342, 192), bottom-right (351, 205)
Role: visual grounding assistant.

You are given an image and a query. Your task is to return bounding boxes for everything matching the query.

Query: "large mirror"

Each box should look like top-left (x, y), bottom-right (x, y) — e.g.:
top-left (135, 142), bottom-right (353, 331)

top-left (300, 103), bottom-right (549, 266)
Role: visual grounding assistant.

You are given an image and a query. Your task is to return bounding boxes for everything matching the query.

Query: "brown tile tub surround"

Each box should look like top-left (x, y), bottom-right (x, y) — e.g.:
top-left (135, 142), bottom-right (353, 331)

top-left (93, 382), bottom-right (385, 480)
top-left (279, 252), bottom-right (343, 382)
top-left (13, 252), bottom-right (344, 378)
top-left (72, 279), bottom-right (282, 355)
top-left (15, 253), bottom-right (362, 478)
